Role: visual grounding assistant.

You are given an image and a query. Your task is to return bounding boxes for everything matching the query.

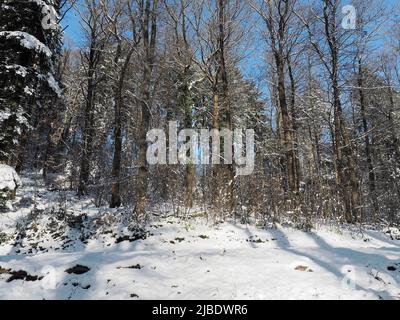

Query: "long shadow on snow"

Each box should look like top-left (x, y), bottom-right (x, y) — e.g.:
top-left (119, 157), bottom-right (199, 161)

top-left (54, 240), bottom-right (163, 299)
top-left (266, 227), bottom-right (399, 299)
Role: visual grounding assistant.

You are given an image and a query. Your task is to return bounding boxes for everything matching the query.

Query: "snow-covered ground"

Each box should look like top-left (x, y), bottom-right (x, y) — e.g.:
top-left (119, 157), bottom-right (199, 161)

top-left (0, 175), bottom-right (399, 300)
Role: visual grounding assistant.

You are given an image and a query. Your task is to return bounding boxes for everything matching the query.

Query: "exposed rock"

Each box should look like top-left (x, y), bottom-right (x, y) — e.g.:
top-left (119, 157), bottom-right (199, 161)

top-left (295, 265), bottom-right (309, 272)
top-left (115, 231), bottom-right (147, 244)
top-left (0, 266), bottom-right (11, 274)
top-left (0, 164), bottom-right (21, 204)
top-left (384, 227), bottom-right (400, 240)
top-left (117, 264), bottom-right (142, 270)
top-left (65, 264), bottom-right (90, 275)
top-left (387, 265), bottom-right (397, 271)
top-left (5, 269), bottom-right (43, 282)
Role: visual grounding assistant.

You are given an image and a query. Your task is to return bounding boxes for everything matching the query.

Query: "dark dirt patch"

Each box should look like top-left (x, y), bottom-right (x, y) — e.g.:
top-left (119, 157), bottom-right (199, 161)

top-left (25, 274), bottom-right (42, 281)
top-left (175, 237), bottom-right (185, 242)
top-left (71, 282), bottom-right (91, 289)
top-left (117, 264), bottom-right (143, 270)
top-left (0, 267), bottom-right (11, 274)
top-left (198, 235), bottom-right (209, 239)
top-left (6, 270), bottom-right (43, 282)
top-left (387, 265), bottom-right (397, 271)
top-left (295, 265), bottom-right (309, 272)
top-left (66, 214), bottom-right (87, 229)
top-left (246, 238), bottom-right (265, 243)
top-left (65, 264), bottom-right (90, 275)
top-left (115, 232), bottom-right (147, 244)
top-left (130, 293), bottom-right (139, 298)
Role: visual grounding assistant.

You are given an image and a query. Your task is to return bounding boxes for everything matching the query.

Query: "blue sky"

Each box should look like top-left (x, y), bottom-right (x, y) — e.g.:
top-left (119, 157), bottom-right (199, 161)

top-left (60, 0), bottom-right (399, 125)
top-left (62, 0), bottom-right (399, 47)
top-left (62, 5), bottom-right (84, 47)
top-left (61, 0), bottom-right (399, 93)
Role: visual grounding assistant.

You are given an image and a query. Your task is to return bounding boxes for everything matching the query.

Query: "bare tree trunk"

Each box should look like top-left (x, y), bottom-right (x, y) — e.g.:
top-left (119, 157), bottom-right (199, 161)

top-left (182, 80), bottom-right (195, 208)
top-left (357, 59), bottom-right (377, 216)
top-left (110, 93), bottom-right (123, 208)
top-left (109, 41), bottom-right (123, 208)
top-left (211, 84), bottom-right (220, 208)
top-left (110, 41), bottom-right (136, 208)
top-left (332, 71), bottom-right (360, 222)
top-left (136, 0), bottom-right (158, 217)
top-left (218, 0), bottom-right (235, 213)
top-left (288, 60), bottom-right (302, 191)
top-left (276, 56), bottom-right (296, 193)
top-left (77, 2), bottom-right (107, 196)
top-left (78, 75), bottom-right (95, 196)
top-left (212, 85), bottom-right (220, 130)
top-left (258, 0), bottom-right (297, 195)
top-left (323, 0), bottom-right (361, 222)
top-left (388, 86), bottom-right (400, 167)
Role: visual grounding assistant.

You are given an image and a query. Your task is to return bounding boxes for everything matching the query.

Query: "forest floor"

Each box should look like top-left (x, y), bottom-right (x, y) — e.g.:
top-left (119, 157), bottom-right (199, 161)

top-left (0, 174), bottom-right (400, 300)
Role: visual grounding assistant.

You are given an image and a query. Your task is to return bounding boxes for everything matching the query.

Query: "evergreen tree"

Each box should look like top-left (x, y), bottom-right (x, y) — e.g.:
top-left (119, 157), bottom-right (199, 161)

top-left (0, 0), bottom-right (62, 168)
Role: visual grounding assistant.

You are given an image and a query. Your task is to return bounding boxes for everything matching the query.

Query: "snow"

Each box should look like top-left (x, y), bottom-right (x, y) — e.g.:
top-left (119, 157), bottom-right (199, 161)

top-left (0, 107), bottom-right (29, 137)
top-left (29, 0), bottom-right (49, 6)
top-left (5, 65), bottom-right (28, 78)
top-left (0, 109), bottom-right (12, 123)
top-left (0, 175), bottom-right (399, 300)
top-left (40, 73), bottom-right (62, 97)
top-left (0, 31), bottom-right (52, 57)
top-left (0, 165), bottom-right (21, 191)
top-left (24, 87), bottom-right (34, 96)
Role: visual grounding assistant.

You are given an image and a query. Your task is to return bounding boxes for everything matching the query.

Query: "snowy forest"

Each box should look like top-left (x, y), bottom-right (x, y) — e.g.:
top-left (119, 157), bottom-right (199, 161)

top-left (0, 0), bottom-right (400, 300)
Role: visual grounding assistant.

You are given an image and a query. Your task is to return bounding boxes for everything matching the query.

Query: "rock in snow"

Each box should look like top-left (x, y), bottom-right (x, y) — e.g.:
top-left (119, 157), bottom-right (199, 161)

top-left (0, 164), bottom-right (21, 201)
top-left (385, 227), bottom-right (400, 240)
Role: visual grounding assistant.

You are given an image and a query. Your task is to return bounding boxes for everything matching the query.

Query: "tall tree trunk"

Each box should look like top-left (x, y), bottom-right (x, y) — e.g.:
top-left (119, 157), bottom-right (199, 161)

top-left (276, 56), bottom-right (296, 194)
top-left (211, 84), bottom-right (220, 207)
top-left (288, 60), bottom-right (302, 191)
top-left (78, 75), bottom-right (95, 196)
top-left (135, 0), bottom-right (158, 217)
top-left (218, 0), bottom-right (234, 213)
top-left (110, 41), bottom-right (135, 208)
top-left (77, 8), bottom-right (105, 196)
top-left (110, 95), bottom-right (123, 208)
top-left (388, 86), bottom-right (400, 166)
top-left (136, 77), bottom-right (151, 216)
top-left (357, 59), bottom-right (377, 216)
top-left (324, 0), bottom-right (361, 222)
top-left (181, 77), bottom-right (195, 208)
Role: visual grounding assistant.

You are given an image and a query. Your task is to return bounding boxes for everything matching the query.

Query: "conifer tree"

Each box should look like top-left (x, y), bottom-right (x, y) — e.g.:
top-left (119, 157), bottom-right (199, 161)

top-left (0, 0), bottom-right (62, 168)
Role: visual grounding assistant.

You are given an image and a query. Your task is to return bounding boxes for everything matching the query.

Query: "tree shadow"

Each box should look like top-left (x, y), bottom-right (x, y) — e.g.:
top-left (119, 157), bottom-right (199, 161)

top-left (54, 240), bottom-right (163, 299)
top-left (266, 227), bottom-right (400, 299)
top-left (224, 221), bottom-right (259, 249)
top-left (363, 230), bottom-right (400, 248)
